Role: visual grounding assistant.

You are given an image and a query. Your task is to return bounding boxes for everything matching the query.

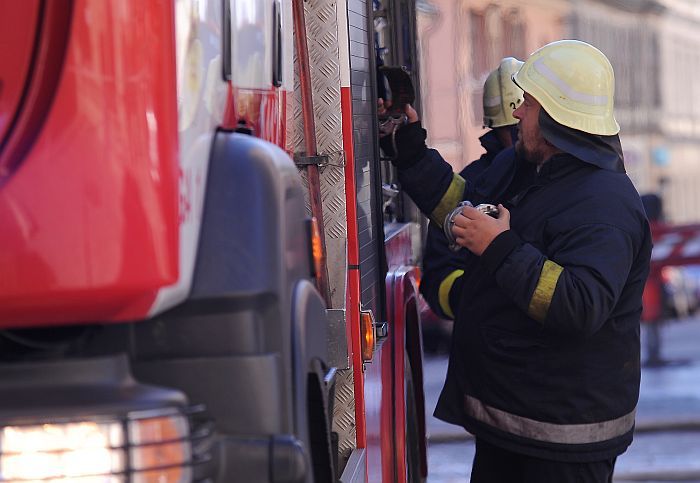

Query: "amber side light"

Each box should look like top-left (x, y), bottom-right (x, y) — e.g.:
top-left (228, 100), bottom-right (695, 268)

top-left (360, 310), bottom-right (375, 362)
top-left (309, 217), bottom-right (323, 279)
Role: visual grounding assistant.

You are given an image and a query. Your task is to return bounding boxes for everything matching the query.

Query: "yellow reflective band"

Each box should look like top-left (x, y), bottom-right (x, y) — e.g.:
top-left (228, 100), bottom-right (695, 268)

top-left (430, 174), bottom-right (466, 226)
top-left (438, 269), bottom-right (464, 319)
top-left (528, 260), bottom-right (563, 323)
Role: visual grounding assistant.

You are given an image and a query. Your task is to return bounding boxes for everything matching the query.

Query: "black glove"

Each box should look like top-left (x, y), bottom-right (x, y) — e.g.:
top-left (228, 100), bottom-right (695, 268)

top-left (379, 121), bottom-right (428, 169)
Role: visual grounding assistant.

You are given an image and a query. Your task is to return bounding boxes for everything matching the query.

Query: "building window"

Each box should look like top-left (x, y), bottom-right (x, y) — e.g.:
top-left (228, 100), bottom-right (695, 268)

top-left (469, 6), bottom-right (527, 124)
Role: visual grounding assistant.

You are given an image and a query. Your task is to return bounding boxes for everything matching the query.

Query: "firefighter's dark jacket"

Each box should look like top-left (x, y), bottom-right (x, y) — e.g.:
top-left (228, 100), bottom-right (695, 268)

top-left (390, 121), bottom-right (653, 462)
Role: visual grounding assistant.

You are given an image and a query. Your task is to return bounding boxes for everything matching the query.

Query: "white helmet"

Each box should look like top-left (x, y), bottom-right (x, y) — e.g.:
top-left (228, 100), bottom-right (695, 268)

top-left (483, 57), bottom-right (525, 128)
top-left (512, 40), bottom-right (619, 135)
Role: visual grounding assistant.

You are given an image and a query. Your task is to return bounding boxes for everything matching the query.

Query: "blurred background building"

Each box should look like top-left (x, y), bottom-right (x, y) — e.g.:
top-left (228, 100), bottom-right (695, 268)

top-left (416, 0), bottom-right (700, 223)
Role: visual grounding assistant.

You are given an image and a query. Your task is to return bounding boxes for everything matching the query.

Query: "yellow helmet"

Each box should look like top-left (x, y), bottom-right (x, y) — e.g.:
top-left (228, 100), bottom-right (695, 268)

top-left (483, 57), bottom-right (524, 128)
top-left (512, 40), bottom-right (619, 135)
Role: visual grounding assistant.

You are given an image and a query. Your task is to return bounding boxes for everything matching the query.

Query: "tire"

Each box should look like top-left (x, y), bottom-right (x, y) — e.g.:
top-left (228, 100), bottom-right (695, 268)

top-left (307, 373), bottom-right (334, 482)
top-left (404, 352), bottom-right (425, 483)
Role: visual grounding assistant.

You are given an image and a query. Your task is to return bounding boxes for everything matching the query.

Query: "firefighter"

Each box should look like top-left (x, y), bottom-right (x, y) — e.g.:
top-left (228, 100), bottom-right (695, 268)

top-left (383, 40), bottom-right (652, 482)
top-left (421, 57), bottom-right (524, 321)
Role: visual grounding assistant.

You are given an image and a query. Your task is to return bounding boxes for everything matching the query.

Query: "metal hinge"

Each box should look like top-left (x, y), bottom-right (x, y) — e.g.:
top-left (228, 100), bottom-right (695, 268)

top-left (375, 321), bottom-right (388, 340)
top-left (294, 151), bottom-right (345, 167)
top-left (294, 154), bottom-right (329, 166)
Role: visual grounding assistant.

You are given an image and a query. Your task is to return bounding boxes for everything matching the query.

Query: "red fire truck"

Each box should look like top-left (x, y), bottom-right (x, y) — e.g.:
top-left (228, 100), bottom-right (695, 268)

top-left (0, 0), bottom-right (426, 481)
top-left (642, 217), bottom-right (700, 363)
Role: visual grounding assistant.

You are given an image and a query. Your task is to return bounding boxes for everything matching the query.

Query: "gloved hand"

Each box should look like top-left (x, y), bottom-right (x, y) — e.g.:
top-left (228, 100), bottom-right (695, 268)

top-left (378, 101), bottom-right (428, 169)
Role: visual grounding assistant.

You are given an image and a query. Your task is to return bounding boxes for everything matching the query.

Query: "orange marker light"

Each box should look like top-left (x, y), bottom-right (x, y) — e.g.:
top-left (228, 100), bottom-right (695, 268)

top-left (310, 217), bottom-right (323, 279)
top-left (360, 310), bottom-right (375, 362)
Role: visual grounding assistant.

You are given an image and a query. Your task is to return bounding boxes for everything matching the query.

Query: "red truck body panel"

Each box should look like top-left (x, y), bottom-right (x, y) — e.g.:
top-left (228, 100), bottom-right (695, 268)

top-left (0, 1), bottom-right (40, 147)
top-left (0, 0), bottom-right (180, 327)
top-left (643, 221), bottom-right (700, 322)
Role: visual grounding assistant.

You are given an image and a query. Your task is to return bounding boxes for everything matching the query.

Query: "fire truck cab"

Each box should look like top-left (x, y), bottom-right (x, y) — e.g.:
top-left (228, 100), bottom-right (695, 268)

top-left (0, 1), bottom-right (426, 481)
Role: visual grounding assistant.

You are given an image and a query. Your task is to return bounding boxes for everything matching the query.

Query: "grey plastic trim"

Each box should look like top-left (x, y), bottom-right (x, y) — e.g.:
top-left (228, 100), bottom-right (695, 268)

top-left (339, 448), bottom-right (366, 483)
top-left (326, 308), bottom-right (349, 369)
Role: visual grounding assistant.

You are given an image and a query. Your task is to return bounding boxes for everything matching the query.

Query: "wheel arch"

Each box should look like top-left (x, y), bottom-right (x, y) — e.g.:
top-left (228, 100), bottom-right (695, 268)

top-left (386, 266), bottom-right (428, 481)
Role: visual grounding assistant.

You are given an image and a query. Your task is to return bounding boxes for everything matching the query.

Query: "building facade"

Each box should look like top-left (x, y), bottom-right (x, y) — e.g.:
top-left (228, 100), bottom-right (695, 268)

top-left (417, 0), bottom-right (569, 171)
top-left (418, 0), bottom-right (700, 222)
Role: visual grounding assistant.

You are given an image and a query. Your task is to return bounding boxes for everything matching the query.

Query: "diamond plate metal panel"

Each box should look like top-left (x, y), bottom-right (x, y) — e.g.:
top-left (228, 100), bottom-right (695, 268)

top-left (289, 0), bottom-right (357, 461)
top-left (332, 367), bottom-right (357, 470)
top-left (289, 0), bottom-right (349, 308)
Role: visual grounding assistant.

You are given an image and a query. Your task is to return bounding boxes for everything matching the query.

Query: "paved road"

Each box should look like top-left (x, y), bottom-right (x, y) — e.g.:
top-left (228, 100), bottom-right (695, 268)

top-left (424, 316), bottom-right (700, 482)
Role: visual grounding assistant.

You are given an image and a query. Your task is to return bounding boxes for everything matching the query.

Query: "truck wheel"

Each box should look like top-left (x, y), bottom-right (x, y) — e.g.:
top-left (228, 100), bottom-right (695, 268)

top-left (307, 373), bottom-right (334, 482)
top-left (405, 352), bottom-right (425, 483)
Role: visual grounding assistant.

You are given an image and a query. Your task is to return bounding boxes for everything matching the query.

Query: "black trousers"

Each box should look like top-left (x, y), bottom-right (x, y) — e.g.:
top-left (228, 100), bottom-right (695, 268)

top-left (470, 438), bottom-right (617, 483)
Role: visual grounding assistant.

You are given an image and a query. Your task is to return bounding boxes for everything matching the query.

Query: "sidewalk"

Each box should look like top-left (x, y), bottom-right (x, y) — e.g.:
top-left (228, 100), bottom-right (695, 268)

top-left (636, 317), bottom-right (700, 431)
top-left (424, 317), bottom-right (700, 479)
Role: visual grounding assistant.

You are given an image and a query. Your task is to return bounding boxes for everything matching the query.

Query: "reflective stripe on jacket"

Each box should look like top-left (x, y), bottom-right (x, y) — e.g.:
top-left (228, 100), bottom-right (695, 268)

top-left (432, 152), bottom-right (651, 461)
top-left (420, 129), bottom-right (509, 319)
top-left (419, 141), bottom-right (528, 320)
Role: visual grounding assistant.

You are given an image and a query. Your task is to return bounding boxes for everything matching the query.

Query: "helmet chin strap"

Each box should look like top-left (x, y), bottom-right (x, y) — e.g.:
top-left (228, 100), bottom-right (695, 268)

top-left (538, 109), bottom-right (626, 173)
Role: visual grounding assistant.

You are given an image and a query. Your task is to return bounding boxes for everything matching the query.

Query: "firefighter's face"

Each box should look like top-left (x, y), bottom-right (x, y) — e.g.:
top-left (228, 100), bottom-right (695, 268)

top-left (513, 93), bottom-right (549, 166)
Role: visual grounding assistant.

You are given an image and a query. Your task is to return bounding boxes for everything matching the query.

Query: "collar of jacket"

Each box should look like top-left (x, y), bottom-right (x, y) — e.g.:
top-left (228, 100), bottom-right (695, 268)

top-left (538, 109), bottom-right (626, 173)
top-left (472, 147), bottom-right (518, 199)
top-left (504, 154), bottom-right (580, 209)
top-left (536, 153), bottom-right (588, 181)
top-left (478, 129), bottom-right (503, 157)
top-left (478, 125), bottom-right (519, 156)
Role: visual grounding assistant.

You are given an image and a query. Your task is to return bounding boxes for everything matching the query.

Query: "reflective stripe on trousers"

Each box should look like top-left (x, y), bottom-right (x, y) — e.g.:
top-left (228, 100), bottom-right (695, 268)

top-left (464, 395), bottom-right (635, 444)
